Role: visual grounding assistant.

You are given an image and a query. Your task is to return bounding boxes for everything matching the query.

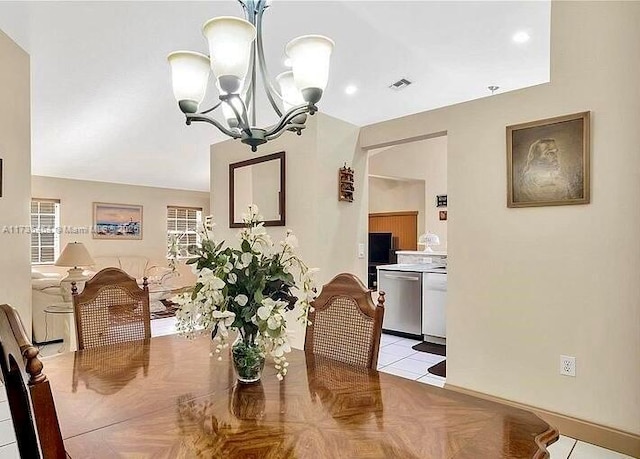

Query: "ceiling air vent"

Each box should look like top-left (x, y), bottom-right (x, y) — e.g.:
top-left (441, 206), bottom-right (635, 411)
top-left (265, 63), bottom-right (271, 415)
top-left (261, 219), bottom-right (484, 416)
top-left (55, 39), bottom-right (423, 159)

top-left (389, 78), bottom-right (412, 90)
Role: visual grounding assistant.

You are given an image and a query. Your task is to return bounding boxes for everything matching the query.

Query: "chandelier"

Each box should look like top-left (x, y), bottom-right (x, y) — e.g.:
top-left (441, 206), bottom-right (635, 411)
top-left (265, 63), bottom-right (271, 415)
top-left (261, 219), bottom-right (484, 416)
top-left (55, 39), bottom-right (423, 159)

top-left (167, 1), bottom-right (334, 152)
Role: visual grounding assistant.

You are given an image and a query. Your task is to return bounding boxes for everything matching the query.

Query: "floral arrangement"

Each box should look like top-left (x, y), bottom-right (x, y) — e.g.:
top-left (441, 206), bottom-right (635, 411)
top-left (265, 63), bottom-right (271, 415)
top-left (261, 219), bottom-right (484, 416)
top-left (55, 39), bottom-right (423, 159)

top-left (173, 205), bottom-right (317, 380)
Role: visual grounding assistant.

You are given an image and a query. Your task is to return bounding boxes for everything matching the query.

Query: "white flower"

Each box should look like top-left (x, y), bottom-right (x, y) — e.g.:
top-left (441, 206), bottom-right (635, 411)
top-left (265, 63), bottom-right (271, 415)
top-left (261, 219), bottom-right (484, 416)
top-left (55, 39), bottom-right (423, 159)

top-left (199, 269), bottom-right (225, 291)
top-left (212, 310), bottom-right (235, 325)
top-left (257, 306), bottom-right (271, 320)
top-left (240, 252), bottom-right (253, 267)
top-left (273, 341), bottom-right (291, 357)
top-left (227, 272), bottom-right (237, 284)
top-left (234, 294), bottom-right (248, 307)
top-left (267, 315), bottom-right (281, 330)
top-left (211, 310), bottom-right (236, 337)
top-left (284, 232), bottom-right (298, 249)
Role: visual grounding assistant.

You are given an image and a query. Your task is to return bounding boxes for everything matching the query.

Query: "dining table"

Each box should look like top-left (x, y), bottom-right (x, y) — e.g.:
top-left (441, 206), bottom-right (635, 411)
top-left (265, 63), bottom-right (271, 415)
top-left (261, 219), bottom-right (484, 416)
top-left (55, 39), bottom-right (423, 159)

top-left (43, 333), bottom-right (558, 458)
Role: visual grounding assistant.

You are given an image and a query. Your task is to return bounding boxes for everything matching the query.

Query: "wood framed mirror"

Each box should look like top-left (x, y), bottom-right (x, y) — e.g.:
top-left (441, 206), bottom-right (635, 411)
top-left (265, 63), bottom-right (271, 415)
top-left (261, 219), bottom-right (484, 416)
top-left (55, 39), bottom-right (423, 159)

top-left (229, 151), bottom-right (286, 228)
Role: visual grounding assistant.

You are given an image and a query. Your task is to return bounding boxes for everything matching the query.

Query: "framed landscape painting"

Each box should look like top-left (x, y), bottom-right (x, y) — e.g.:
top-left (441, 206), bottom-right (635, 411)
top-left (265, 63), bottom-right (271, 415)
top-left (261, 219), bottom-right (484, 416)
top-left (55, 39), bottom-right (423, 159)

top-left (93, 202), bottom-right (143, 240)
top-left (507, 111), bottom-right (590, 208)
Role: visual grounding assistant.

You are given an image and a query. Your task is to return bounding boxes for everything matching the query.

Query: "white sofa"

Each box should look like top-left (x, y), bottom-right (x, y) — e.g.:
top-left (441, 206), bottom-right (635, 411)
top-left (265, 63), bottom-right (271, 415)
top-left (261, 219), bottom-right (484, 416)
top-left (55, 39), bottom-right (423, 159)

top-left (32, 256), bottom-right (178, 344)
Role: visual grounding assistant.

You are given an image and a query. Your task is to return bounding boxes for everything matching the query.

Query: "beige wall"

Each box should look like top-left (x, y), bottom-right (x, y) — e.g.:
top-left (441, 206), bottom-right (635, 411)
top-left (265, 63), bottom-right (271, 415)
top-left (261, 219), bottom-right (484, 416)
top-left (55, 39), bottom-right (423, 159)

top-left (360, 2), bottom-right (640, 435)
top-left (369, 177), bottom-right (426, 236)
top-left (32, 176), bottom-right (210, 280)
top-left (210, 113), bottom-right (362, 348)
top-left (0, 30), bottom-right (31, 331)
top-left (369, 136), bottom-right (448, 248)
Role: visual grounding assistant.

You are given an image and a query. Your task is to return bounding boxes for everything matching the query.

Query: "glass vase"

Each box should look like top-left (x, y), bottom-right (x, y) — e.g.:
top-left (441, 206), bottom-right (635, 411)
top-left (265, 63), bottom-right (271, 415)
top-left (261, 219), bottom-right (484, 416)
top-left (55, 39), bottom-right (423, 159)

top-left (231, 338), bottom-right (265, 384)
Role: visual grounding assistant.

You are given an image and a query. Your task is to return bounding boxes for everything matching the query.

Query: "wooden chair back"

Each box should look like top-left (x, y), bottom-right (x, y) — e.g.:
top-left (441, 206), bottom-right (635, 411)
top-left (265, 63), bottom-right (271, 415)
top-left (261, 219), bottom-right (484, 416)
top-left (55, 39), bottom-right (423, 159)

top-left (72, 267), bottom-right (151, 350)
top-left (304, 273), bottom-right (385, 370)
top-left (0, 304), bottom-right (66, 458)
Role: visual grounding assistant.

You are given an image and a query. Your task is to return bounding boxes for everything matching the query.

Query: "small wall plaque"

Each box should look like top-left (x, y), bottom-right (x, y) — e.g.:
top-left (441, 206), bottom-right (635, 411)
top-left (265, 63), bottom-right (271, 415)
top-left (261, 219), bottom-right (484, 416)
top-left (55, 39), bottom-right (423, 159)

top-left (436, 195), bottom-right (447, 207)
top-left (439, 210), bottom-right (448, 221)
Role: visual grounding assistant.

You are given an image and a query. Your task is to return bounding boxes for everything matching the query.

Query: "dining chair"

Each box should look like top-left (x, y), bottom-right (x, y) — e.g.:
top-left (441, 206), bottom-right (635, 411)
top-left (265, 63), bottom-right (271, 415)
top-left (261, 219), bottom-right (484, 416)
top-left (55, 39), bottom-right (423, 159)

top-left (0, 304), bottom-right (66, 458)
top-left (72, 267), bottom-right (151, 350)
top-left (304, 273), bottom-right (385, 370)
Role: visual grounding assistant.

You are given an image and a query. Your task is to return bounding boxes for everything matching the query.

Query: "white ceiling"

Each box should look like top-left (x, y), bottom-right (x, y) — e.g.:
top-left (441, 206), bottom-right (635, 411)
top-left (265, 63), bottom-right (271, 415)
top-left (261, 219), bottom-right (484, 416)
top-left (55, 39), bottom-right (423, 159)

top-left (0, 1), bottom-right (550, 192)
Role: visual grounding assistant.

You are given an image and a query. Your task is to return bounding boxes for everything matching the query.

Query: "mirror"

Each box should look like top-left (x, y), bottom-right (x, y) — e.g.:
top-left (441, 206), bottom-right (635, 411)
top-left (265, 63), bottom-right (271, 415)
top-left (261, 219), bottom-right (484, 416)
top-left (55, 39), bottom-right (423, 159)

top-left (229, 151), bottom-right (285, 228)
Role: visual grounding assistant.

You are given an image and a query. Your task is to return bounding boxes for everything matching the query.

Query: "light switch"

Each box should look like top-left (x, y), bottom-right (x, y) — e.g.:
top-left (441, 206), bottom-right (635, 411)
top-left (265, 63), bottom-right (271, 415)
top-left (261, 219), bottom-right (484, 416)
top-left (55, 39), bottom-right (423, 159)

top-left (358, 243), bottom-right (366, 259)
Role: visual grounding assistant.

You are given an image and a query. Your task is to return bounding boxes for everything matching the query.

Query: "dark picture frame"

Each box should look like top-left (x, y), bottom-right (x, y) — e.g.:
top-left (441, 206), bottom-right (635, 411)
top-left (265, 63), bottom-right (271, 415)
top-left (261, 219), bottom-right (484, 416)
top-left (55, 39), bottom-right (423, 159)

top-left (229, 151), bottom-right (286, 228)
top-left (0, 158), bottom-right (3, 198)
top-left (439, 210), bottom-right (447, 221)
top-left (436, 195), bottom-right (447, 207)
top-left (507, 111), bottom-right (590, 208)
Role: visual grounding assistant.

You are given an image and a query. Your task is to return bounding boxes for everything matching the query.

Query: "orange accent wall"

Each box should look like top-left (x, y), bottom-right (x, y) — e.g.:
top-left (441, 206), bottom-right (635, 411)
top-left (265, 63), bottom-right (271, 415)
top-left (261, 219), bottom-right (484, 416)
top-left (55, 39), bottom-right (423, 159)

top-left (368, 211), bottom-right (418, 251)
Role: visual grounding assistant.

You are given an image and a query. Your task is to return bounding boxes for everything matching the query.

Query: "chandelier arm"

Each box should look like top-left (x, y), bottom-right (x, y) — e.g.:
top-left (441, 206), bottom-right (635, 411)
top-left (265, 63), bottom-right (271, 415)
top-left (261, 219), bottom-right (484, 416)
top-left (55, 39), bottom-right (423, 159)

top-left (255, 7), bottom-right (284, 118)
top-left (185, 114), bottom-right (243, 139)
top-left (264, 104), bottom-right (312, 137)
top-left (225, 95), bottom-right (252, 136)
top-left (250, 40), bottom-right (257, 126)
top-left (200, 101), bottom-right (223, 115)
top-left (265, 124), bottom-right (305, 141)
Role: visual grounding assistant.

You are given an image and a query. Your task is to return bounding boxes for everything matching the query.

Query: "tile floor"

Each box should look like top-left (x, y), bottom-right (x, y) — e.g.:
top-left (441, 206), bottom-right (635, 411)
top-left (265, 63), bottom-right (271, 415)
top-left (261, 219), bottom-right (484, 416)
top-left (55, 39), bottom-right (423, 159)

top-left (0, 323), bottom-right (632, 458)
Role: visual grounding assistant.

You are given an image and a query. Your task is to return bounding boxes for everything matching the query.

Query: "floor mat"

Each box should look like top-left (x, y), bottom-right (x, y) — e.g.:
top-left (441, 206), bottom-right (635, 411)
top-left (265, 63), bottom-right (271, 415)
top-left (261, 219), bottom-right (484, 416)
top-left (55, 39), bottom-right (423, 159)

top-left (412, 341), bottom-right (446, 356)
top-left (427, 360), bottom-right (446, 378)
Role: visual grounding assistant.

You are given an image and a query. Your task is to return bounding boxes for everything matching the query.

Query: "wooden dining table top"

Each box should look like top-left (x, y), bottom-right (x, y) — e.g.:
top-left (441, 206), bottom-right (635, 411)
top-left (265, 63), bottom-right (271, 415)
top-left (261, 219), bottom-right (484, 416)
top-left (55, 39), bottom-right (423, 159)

top-left (43, 333), bottom-right (558, 458)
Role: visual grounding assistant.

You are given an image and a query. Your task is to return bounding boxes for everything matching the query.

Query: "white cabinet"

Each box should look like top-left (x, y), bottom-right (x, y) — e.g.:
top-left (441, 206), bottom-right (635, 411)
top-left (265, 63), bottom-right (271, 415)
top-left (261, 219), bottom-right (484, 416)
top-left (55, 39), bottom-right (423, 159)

top-left (422, 273), bottom-right (447, 339)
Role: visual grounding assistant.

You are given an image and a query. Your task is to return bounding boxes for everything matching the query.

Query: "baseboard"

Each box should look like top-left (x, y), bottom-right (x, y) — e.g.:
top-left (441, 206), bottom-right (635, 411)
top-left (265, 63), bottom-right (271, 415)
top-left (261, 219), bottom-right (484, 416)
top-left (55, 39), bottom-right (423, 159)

top-left (445, 384), bottom-right (640, 458)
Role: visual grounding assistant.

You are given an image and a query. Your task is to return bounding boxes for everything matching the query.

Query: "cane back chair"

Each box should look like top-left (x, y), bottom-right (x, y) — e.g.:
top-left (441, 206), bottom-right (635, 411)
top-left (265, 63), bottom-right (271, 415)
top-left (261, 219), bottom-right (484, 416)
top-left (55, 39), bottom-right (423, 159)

top-left (72, 267), bottom-right (151, 350)
top-left (0, 304), bottom-right (66, 458)
top-left (304, 273), bottom-right (385, 369)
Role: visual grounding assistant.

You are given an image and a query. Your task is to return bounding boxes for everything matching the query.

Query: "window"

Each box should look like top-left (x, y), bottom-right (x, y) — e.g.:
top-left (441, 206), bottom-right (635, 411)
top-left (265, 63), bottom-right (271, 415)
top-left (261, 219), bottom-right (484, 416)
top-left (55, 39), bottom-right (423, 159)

top-left (167, 206), bottom-right (202, 258)
top-left (30, 199), bottom-right (60, 264)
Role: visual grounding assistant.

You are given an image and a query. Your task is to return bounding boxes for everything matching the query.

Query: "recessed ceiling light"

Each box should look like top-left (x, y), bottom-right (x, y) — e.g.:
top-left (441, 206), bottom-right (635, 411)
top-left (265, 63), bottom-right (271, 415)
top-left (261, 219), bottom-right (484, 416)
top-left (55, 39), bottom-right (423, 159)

top-left (345, 85), bottom-right (358, 95)
top-left (512, 31), bottom-right (530, 44)
top-left (283, 57), bottom-right (292, 68)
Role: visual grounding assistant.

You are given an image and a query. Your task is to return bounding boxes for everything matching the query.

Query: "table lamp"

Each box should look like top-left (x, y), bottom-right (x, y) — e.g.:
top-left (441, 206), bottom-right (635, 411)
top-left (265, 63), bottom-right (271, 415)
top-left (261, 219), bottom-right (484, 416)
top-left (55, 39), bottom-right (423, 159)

top-left (418, 232), bottom-right (440, 252)
top-left (55, 242), bottom-right (95, 301)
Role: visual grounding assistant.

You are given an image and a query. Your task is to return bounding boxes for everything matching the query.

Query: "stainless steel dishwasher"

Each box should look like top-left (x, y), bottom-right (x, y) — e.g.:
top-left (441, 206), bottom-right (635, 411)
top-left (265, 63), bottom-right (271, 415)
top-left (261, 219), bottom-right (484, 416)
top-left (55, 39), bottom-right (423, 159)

top-left (377, 269), bottom-right (422, 337)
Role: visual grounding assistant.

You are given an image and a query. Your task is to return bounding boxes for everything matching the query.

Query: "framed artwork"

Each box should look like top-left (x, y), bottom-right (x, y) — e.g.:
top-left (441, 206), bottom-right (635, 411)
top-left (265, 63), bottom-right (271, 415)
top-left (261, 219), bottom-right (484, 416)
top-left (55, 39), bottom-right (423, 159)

top-left (436, 195), bottom-right (447, 208)
top-left (507, 111), bottom-right (590, 208)
top-left (0, 158), bottom-right (3, 197)
top-left (93, 202), bottom-right (143, 240)
top-left (439, 210), bottom-right (447, 221)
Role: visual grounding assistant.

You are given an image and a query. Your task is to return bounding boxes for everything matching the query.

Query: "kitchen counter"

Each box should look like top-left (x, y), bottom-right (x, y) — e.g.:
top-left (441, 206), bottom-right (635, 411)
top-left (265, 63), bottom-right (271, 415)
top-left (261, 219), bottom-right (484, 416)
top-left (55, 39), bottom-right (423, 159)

top-left (377, 263), bottom-right (447, 274)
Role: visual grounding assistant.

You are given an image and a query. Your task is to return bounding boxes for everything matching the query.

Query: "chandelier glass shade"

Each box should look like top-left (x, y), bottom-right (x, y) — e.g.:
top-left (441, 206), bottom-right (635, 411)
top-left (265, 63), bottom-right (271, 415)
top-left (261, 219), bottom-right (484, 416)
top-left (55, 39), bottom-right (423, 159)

top-left (167, 0), bottom-right (334, 151)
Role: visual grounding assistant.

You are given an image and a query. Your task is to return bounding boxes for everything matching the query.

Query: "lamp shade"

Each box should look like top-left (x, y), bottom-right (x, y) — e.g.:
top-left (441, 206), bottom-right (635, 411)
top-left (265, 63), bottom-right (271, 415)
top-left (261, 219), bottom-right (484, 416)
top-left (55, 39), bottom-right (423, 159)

top-left (285, 35), bottom-right (334, 102)
top-left (202, 17), bottom-right (256, 94)
top-left (276, 71), bottom-right (304, 111)
top-left (55, 242), bottom-right (95, 268)
top-left (167, 51), bottom-right (211, 113)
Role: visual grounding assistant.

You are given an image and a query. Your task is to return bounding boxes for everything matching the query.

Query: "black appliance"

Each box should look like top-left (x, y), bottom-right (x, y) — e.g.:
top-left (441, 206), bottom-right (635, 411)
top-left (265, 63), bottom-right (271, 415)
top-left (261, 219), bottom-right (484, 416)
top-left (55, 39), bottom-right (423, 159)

top-left (368, 232), bottom-right (395, 288)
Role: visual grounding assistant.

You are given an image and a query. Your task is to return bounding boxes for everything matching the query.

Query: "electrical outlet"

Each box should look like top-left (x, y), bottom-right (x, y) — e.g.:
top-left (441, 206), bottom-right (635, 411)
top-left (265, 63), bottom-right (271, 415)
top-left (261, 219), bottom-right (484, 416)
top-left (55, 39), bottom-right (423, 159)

top-left (357, 243), bottom-right (365, 259)
top-left (560, 355), bottom-right (576, 377)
